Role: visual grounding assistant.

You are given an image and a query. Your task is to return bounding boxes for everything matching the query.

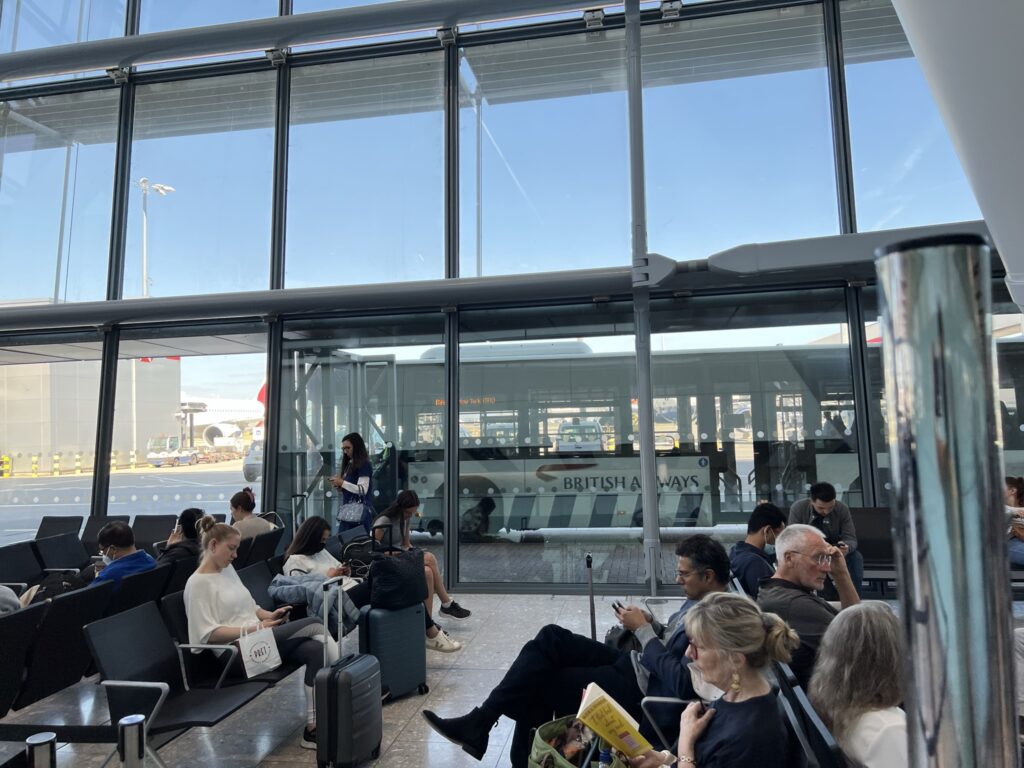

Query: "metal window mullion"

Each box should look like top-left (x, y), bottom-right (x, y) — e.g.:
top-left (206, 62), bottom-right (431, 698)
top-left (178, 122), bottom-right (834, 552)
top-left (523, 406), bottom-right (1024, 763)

top-left (269, 62), bottom-right (290, 290)
top-left (105, 80), bottom-right (136, 301)
top-left (90, 327), bottom-right (121, 520)
top-left (845, 284), bottom-right (876, 506)
top-left (624, 0), bottom-right (660, 597)
top-left (823, 0), bottom-right (856, 234)
top-left (442, 31), bottom-right (459, 280)
top-left (125, 0), bottom-right (141, 37)
top-left (262, 320), bottom-right (284, 516)
top-left (444, 309), bottom-right (459, 591)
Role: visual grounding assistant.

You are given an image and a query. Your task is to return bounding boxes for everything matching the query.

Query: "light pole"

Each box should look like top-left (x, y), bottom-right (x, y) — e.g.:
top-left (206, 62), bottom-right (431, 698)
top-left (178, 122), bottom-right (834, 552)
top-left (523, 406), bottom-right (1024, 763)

top-left (138, 177), bottom-right (175, 298)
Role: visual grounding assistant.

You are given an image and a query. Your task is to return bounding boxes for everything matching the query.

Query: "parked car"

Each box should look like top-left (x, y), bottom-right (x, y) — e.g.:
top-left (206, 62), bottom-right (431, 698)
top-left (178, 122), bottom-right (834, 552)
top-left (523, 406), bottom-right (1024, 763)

top-left (242, 440), bottom-right (263, 482)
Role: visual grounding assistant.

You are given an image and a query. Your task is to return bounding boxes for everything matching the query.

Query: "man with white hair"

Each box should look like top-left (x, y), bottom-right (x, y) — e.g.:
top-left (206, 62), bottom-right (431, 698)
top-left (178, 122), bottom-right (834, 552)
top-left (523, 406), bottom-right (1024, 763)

top-left (757, 523), bottom-right (860, 686)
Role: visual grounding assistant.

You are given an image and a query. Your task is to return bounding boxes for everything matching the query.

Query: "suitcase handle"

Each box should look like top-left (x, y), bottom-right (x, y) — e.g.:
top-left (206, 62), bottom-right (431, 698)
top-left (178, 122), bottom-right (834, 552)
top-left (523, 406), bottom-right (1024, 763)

top-left (322, 575), bottom-right (345, 667)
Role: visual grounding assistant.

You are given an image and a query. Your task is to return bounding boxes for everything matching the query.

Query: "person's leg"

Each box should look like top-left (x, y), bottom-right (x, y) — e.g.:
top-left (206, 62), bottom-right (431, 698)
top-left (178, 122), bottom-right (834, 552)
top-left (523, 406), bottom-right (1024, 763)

top-left (423, 550), bottom-right (452, 605)
top-left (423, 564), bottom-right (435, 623)
top-left (1009, 538), bottom-right (1024, 567)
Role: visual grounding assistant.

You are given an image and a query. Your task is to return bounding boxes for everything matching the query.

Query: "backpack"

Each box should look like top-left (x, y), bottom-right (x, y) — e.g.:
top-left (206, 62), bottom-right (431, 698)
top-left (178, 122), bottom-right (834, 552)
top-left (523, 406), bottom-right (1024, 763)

top-left (29, 571), bottom-right (87, 604)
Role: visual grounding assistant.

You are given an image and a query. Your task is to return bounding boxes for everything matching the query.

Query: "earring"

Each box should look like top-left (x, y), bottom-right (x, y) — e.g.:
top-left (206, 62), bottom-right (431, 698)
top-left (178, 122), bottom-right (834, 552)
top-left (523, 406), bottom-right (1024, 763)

top-left (730, 671), bottom-right (741, 693)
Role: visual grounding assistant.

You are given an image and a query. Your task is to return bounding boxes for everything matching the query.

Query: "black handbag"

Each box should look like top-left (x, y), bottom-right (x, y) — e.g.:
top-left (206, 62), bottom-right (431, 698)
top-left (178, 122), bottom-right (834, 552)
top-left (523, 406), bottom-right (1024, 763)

top-left (369, 548), bottom-right (428, 610)
top-left (603, 624), bottom-right (643, 653)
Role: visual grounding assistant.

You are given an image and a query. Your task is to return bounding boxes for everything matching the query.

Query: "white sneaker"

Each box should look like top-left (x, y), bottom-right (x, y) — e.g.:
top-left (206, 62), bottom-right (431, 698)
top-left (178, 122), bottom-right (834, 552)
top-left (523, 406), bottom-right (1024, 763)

top-left (426, 628), bottom-right (462, 653)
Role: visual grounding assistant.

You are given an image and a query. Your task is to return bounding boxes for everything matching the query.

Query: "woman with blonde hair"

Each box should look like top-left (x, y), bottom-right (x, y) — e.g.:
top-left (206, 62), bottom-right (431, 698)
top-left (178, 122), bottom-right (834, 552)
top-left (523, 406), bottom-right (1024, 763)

top-left (184, 517), bottom-right (339, 749)
top-left (630, 591), bottom-right (800, 768)
top-left (809, 602), bottom-right (906, 767)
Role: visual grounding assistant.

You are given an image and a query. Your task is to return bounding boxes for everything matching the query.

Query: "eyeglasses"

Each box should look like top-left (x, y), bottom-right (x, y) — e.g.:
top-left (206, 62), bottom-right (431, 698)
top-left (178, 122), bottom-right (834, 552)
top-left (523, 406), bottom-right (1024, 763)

top-left (794, 551), bottom-right (833, 566)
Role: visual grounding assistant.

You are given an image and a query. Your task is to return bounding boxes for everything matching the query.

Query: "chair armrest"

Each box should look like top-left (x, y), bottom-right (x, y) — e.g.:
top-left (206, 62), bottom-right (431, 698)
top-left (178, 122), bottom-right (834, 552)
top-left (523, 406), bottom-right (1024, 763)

top-left (0, 582), bottom-right (28, 596)
top-left (100, 680), bottom-right (170, 725)
top-left (43, 567), bottom-right (80, 575)
top-left (175, 643), bottom-right (239, 689)
top-left (641, 696), bottom-right (694, 751)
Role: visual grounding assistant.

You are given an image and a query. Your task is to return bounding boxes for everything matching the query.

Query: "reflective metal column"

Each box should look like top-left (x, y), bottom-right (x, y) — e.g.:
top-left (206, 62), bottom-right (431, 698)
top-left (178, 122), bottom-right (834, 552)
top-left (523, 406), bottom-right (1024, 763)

top-left (876, 233), bottom-right (1018, 766)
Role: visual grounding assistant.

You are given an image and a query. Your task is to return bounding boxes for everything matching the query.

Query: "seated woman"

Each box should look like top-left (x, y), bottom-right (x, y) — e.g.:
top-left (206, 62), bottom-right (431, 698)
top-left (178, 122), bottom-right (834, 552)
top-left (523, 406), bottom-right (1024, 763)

top-left (184, 517), bottom-right (338, 750)
top-left (373, 490), bottom-right (471, 620)
top-left (284, 516), bottom-right (350, 580)
top-left (230, 487), bottom-right (276, 539)
top-left (631, 592), bottom-right (799, 768)
top-left (156, 508), bottom-right (203, 564)
top-left (809, 602), bottom-right (906, 768)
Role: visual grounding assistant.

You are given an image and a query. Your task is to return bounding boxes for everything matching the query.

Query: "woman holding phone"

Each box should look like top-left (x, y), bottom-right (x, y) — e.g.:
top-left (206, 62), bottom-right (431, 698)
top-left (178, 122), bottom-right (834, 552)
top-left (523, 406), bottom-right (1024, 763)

top-left (185, 516), bottom-right (339, 749)
top-left (330, 432), bottom-right (372, 533)
top-left (156, 507), bottom-right (203, 564)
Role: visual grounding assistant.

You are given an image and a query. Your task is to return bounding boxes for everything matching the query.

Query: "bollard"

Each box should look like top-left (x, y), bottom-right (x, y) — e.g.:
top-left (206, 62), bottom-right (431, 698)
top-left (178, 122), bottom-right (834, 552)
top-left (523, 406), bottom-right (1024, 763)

top-left (31, 453), bottom-right (39, 477)
top-left (75, 452), bottom-right (82, 474)
top-left (110, 451), bottom-right (117, 473)
top-left (52, 454), bottom-right (60, 477)
top-left (117, 714), bottom-right (146, 768)
top-left (129, 449), bottom-right (136, 470)
top-left (24, 732), bottom-right (56, 768)
top-left (0, 455), bottom-right (9, 478)
top-left (877, 233), bottom-right (1018, 767)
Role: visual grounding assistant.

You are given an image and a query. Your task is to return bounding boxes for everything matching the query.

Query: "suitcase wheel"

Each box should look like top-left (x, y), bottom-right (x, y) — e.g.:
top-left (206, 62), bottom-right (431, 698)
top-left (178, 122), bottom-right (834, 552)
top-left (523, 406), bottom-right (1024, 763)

top-left (418, 683), bottom-right (429, 695)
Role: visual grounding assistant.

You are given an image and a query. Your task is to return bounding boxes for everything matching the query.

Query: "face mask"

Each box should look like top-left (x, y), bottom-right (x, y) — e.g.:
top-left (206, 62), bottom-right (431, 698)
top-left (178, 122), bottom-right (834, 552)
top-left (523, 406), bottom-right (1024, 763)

top-left (314, 541), bottom-right (326, 554)
top-left (101, 549), bottom-right (113, 566)
top-left (763, 529), bottom-right (776, 556)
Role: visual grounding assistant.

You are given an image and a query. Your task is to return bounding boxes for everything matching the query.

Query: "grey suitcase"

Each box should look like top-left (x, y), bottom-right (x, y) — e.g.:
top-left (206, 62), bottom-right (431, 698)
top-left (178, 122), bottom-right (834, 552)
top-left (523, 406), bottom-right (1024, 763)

top-left (315, 578), bottom-right (383, 768)
top-left (358, 603), bottom-right (429, 700)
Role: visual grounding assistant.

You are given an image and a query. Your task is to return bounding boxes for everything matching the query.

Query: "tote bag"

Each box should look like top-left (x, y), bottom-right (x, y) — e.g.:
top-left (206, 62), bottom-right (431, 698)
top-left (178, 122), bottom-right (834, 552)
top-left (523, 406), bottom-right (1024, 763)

top-left (238, 623), bottom-right (283, 678)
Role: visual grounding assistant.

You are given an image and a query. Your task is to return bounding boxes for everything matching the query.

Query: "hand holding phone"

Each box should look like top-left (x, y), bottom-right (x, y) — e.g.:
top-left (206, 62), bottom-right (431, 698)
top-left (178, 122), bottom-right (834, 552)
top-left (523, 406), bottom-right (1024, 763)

top-left (612, 600), bottom-right (625, 613)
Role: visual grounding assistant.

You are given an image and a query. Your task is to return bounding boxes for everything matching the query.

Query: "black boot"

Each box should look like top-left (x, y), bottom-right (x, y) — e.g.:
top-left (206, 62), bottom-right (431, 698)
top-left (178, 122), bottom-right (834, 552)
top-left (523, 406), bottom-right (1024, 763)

top-left (422, 707), bottom-right (494, 760)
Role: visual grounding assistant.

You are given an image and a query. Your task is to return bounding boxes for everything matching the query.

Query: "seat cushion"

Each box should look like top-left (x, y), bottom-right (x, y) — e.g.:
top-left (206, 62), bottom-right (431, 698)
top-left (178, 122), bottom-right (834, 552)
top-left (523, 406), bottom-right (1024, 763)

top-left (149, 682), bottom-right (269, 733)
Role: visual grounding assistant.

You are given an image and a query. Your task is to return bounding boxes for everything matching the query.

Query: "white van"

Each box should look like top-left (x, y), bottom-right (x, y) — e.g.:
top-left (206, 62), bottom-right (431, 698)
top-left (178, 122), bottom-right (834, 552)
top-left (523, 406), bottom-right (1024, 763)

top-left (555, 419), bottom-right (604, 453)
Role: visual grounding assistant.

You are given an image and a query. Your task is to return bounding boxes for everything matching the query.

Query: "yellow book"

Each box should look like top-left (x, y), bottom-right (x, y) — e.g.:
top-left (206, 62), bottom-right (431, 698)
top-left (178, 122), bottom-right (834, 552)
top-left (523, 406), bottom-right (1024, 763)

top-left (576, 682), bottom-right (653, 758)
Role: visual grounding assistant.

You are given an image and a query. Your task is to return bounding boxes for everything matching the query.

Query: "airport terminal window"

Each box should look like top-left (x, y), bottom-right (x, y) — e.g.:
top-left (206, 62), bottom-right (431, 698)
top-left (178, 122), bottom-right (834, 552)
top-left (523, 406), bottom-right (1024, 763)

top-left (458, 31), bottom-right (630, 277)
top-left (139, 0), bottom-right (277, 34)
top-left (285, 53), bottom-right (445, 288)
top-left (841, 0), bottom-right (981, 230)
top-left (642, 6), bottom-right (839, 262)
top-left (0, 89), bottom-right (119, 306)
top-left (0, 336), bottom-right (103, 545)
top-left (862, 282), bottom-right (1023, 503)
top-left (650, 289), bottom-right (859, 583)
top-left (108, 327), bottom-right (268, 523)
top-left (278, 315), bottom-right (445, 567)
top-left (458, 302), bottom-right (643, 586)
top-left (0, 1), bottom-right (124, 54)
top-left (123, 71), bottom-right (275, 298)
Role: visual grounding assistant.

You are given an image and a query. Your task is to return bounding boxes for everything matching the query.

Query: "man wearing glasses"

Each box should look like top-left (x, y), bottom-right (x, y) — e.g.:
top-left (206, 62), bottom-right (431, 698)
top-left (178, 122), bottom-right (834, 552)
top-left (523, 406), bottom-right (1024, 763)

top-left (756, 524), bottom-right (860, 687)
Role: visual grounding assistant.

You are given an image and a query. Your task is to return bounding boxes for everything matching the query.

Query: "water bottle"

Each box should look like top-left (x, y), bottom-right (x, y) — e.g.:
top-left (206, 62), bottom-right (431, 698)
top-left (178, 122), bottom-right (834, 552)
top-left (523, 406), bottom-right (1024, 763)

top-left (598, 747), bottom-right (613, 768)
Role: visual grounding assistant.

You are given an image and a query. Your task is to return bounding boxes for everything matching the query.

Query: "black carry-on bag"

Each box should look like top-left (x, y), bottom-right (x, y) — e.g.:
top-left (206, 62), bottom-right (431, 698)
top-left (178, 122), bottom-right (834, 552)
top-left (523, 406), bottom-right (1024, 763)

top-left (315, 576), bottom-right (383, 768)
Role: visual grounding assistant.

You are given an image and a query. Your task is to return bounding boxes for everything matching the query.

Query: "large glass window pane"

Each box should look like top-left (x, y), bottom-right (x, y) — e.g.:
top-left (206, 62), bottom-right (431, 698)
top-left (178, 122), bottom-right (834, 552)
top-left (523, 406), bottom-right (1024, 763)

top-left (109, 327), bottom-right (268, 523)
top-left (286, 54), bottom-right (445, 287)
top-left (124, 72), bottom-right (275, 298)
top-left (841, 0), bottom-right (981, 230)
top-left (651, 290), bottom-right (859, 582)
top-left (1, 89), bottom-right (119, 305)
top-left (1, 1), bottom-right (124, 53)
top-left (277, 316), bottom-right (445, 570)
top-left (642, 6), bottom-right (839, 262)
top-left (458, 303), bottom-right (641, 585)
top-left (0, 335), bottom-right (103, 545)
top-left (139, 0), bottom-right (276, 34)
top-left (459, 31), bottom-right (630, 277)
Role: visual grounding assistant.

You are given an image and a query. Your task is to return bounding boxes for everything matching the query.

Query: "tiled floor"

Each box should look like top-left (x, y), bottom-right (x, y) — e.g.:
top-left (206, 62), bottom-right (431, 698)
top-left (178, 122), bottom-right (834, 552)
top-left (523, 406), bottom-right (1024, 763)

top-left (0, 593), bottom-right (649, 767)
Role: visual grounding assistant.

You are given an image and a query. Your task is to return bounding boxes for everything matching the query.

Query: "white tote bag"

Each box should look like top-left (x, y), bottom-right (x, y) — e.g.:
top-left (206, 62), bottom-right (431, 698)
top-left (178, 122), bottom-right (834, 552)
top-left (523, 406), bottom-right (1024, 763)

top-left (238, 623), bottom-right (283, 678)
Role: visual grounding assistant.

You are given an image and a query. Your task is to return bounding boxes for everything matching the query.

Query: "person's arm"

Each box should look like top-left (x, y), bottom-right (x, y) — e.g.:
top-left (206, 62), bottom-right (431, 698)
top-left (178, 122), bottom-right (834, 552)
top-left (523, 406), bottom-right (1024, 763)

top-left (827, 543), bottom-right (860, 608)
top-left (205, 610), bottom-right (288, 644)
top-left (341, 475), bottom-right (370, 495)
top-left (837, 503), bottom-right (858, 552)
top-left (788, 500), bottom-right (804, 525)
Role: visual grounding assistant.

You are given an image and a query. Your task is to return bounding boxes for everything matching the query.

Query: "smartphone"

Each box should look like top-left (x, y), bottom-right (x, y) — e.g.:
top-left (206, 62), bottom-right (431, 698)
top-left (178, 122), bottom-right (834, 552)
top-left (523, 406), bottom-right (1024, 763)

top-left (612, 601), bottom-right (625, 612)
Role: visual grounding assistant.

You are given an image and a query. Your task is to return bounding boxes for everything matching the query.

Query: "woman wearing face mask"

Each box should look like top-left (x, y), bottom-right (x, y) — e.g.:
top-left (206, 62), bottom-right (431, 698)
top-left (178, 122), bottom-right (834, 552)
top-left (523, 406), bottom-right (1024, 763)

top-left (284, 516), bottom-right (351, 581)
top-left (728, 502), bottom-right (787, 598)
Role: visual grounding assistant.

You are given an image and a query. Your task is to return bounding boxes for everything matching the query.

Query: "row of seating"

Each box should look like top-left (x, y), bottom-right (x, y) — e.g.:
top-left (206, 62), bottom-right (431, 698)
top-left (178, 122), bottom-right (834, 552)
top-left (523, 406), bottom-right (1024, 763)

top-left (32, 514), bottom-right (226, 558)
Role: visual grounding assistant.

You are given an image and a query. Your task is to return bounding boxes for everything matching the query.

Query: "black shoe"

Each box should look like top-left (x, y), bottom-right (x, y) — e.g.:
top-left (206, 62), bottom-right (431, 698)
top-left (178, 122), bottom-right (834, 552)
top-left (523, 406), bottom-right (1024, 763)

top-left (422, 708), bottom-right (492, 760)
top-left (440, 600), bottom-right (471, 619)
top-left (300, 726), bottom-right (316, 750)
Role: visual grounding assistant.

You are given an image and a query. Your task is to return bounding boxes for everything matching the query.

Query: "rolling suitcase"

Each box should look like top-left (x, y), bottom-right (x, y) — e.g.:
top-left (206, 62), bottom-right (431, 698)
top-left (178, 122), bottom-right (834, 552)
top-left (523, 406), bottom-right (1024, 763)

top-left (358, 603), bottom-right (429, 700)
top-left (315, 577), bottom-right (383, 768)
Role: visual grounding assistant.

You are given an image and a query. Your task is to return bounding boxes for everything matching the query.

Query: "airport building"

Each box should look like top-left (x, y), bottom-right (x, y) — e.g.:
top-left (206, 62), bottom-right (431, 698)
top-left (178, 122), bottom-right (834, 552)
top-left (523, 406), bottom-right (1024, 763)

top-left (0, 0), bottom-right (1018, 765)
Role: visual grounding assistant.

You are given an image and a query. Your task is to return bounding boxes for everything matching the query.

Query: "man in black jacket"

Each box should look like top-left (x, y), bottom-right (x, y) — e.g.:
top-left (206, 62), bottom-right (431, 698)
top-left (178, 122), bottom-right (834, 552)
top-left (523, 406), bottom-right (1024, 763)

top-left (729, 502), bottom-right (787, 598)
top-left (422, 536), bottom-right (730, 767)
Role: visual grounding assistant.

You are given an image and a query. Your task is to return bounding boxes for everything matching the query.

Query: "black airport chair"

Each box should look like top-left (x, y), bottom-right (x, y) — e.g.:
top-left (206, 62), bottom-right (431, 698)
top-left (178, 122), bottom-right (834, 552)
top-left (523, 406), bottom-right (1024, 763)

top-left (0, 601), bottom-right (49, 718)
top-left (793, 687), bottom-right (844, 768)
top-left (0, 541), bottom-right (47, 589)
top-left (35, 515), bottom-right (84, 540)
top-left (244, 527), bottom-right (285, 569)
top-left (13, 580), bottom-right (114, 711)
top-left (34, 533), bottom-right (92, 571)
top-left (105, 563), bottom-right (173, 617)
top-left (84, 602), bottom-right (269, 749)
top-left (163, 556), bottom-right (199, 596)
top-left (131, 516), bottom-right (178, 557)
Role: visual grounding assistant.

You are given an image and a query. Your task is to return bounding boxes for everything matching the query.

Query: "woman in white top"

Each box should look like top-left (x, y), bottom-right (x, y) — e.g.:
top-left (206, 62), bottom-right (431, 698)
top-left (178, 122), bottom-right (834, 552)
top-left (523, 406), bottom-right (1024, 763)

top-left (809, 602), bottom-right (907, 768)
top-left (184, 517), bottom-right (338, 750)
top-left (284, 516), bottom-right (355, 583)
